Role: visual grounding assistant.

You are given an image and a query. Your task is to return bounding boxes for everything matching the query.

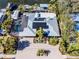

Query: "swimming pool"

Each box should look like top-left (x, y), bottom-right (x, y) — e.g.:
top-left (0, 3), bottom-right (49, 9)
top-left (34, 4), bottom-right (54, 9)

top-left (14, 25), bottom-right (22, 32)
top-left (75, 22), bottom-right (79, 32)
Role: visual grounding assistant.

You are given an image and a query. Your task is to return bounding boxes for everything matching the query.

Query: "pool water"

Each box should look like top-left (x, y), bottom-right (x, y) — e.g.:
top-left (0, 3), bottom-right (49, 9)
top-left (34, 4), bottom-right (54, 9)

top-left (14, 25), bottom-right (22, 32)
top-left (75, 22), bottom-right (79, 32)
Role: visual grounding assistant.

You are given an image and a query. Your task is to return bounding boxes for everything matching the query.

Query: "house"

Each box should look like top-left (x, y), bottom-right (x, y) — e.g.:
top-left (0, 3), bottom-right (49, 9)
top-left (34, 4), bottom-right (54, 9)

top-left (18, 12), bottom-right (60, 37)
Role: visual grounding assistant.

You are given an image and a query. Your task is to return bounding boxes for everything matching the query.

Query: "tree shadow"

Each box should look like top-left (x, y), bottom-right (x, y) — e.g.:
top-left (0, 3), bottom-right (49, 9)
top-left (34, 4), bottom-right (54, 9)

top-left (17, 40), bottom-right (30, 50)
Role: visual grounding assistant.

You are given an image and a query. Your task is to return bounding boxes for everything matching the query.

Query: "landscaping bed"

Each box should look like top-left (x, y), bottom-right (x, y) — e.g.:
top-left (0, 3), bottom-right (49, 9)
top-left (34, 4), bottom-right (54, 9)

top-left (37, 49), bottom-right (50, 56)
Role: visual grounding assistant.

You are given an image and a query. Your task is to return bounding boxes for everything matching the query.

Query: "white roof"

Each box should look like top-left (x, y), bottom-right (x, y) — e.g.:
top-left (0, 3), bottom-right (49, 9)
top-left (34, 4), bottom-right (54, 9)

top-left (71, 13), bottom-right (79, 21)
top-left (11, 10), bottom-right (19, 19)
top-left (40, 4), bottom-right (49, 8)
top-left (0, 12), bottom-right (4, 18)
top-left (35, 13), bottom-right (56, 18)
top-left (18, 13), bottom-right (60, 36)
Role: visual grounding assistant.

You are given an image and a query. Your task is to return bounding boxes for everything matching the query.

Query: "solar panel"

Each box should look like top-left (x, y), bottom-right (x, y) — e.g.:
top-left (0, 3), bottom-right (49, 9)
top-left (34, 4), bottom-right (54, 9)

top-left (33, 22), bottom-right (49, 29)
top-left (34, 18), bottom-right (45, 21)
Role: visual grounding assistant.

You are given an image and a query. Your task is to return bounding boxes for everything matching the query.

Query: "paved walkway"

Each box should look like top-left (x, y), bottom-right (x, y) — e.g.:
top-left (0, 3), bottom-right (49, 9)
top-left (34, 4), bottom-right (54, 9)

top-left (15, 38), bottom-right (64, 59)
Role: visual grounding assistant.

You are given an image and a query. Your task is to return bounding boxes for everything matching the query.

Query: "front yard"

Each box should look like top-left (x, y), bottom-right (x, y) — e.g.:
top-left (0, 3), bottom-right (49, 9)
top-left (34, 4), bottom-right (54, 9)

top-left (16, 38), bottom-right (64, 59)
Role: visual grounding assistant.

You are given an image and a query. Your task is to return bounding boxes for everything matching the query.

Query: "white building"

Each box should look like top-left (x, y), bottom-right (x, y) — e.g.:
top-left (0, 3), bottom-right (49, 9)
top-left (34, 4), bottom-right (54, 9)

top-left (18, 13), bottom-right (60, 37)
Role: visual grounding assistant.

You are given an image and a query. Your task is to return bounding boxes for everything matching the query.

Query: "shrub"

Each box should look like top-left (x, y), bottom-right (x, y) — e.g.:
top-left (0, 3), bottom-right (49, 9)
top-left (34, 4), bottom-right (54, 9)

top-left (48, 37), bottom-right (59, 46)
top-left (59, 39), bottom-right (69, 55)
top-left (37, 49), bottom-right (44, 56)
top-left (68, 51), bottom-right (79, 56)
top-left (36, 49), bottom-right (50, 56)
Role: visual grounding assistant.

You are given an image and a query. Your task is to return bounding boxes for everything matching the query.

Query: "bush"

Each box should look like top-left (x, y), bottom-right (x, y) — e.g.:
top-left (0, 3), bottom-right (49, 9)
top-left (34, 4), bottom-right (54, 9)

top-left (67, 43), bottom-right (79, 56)
top-left (37, 49), bottom-right (44, 56)
top-left (36, 49), bottom-right (50, 56)
top-left (59, 39), bottom-right (69, 55)
top-left (33, 38), bottom-right (46, 43)
top-left (68, 51), bottom-right (79, 56)
top-left (59, 43), bottom-right (67, 55)
top-left (48, 37), bottom-right (59, 46)
top-left (0, 35), bottom-right (17, 54)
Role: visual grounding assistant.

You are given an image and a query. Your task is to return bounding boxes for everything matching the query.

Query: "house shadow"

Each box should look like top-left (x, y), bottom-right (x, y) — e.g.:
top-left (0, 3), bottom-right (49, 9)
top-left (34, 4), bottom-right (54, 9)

top-left (17, 40), bottom-right (30, 50)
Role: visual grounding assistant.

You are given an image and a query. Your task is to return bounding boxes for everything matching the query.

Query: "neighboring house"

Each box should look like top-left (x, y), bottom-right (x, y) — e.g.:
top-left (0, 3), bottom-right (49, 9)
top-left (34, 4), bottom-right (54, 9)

top-left (30, 4), bottom-right (49, 12)
top-left (0, 12), bottom-right (6, 24)
top-left (40, 4), bottom-right (48, 11)
top-left (71, 13), bottom-right (79, 22)
top-left (71, 13), bottom-right (79, 32)
top-left (32, 4), bottom-right (49, 12)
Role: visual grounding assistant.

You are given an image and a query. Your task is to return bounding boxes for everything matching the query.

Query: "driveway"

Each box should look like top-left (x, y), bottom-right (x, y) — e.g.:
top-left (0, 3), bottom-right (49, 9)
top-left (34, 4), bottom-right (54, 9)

top-left (16, 38), bottom-right (64, 59)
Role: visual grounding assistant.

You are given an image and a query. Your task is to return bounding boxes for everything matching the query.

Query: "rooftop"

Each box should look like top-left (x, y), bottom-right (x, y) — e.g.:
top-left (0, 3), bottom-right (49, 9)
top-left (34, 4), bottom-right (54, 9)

top-left (71, 13), bottom-right (79, 21)
top-left (18, 13), bottom-right (60, 36)
top-left (40, 4), bottom-right (48, 8)
top-left (0, 12), bottom-right (5, 23)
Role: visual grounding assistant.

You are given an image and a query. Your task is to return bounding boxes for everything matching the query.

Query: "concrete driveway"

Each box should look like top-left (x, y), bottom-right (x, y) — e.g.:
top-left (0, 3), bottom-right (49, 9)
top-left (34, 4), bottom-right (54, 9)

top-left (16, 38), bottom-right (64, 59)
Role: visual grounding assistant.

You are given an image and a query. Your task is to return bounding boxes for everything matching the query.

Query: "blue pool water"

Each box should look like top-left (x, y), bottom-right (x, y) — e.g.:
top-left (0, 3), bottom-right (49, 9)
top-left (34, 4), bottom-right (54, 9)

top-left (75, 22), bottom-right (79, 32)
top-left (14, 25), bottom-right (22, 32)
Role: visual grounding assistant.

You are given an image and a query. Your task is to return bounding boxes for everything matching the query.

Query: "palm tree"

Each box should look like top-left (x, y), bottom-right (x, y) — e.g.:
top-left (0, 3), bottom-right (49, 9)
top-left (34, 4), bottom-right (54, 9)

top-left (36, 27), bottom-right (44, 40)
top-left (18, 4), bottom-right (25, 13)
top-left (1, 18), bottom-right (12, 33)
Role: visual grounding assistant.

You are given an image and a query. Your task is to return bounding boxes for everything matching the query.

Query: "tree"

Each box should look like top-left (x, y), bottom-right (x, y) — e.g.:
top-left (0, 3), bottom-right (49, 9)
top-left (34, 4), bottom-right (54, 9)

top-left (36, 27), bottom-right (44, 40)
top-left (1, 18), bottom-right (13, 33)
top-left (18, 4), bottom-right (25, 13)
